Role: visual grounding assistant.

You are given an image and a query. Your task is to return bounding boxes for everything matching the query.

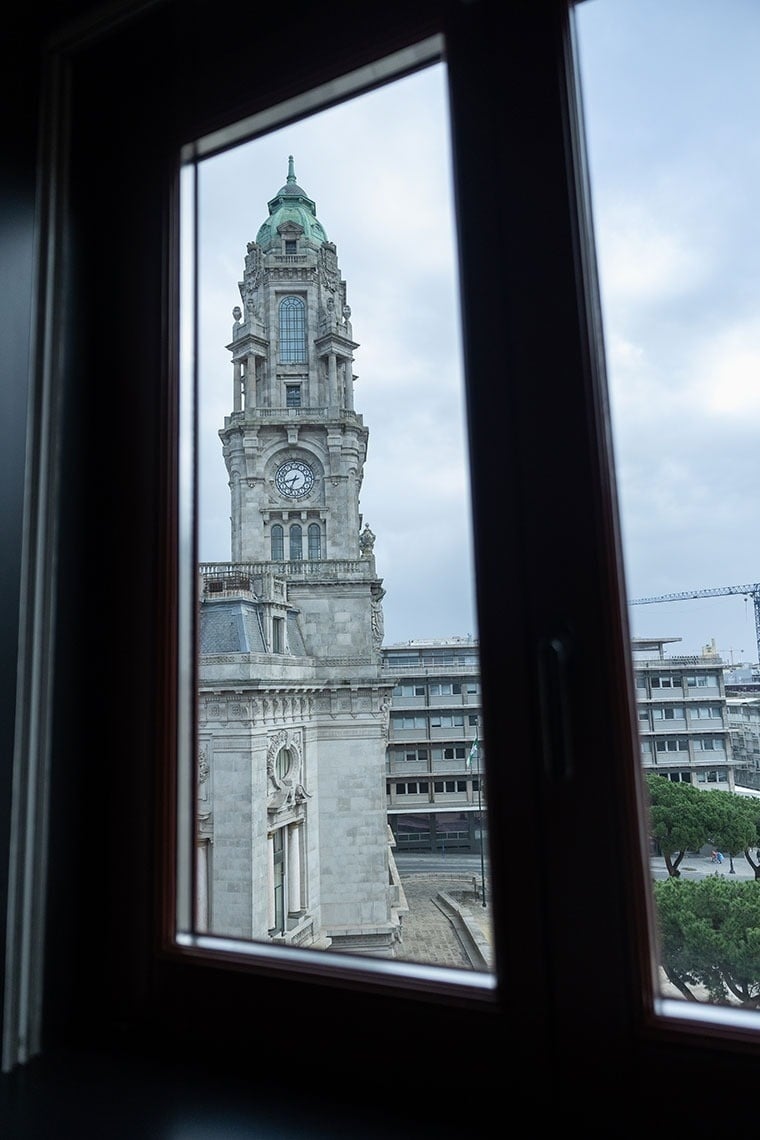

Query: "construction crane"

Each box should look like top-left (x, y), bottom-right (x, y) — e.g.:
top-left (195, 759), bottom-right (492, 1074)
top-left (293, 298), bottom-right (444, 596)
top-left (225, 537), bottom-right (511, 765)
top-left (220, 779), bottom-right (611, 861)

top-left (629, 583), bottom-right (760, 667)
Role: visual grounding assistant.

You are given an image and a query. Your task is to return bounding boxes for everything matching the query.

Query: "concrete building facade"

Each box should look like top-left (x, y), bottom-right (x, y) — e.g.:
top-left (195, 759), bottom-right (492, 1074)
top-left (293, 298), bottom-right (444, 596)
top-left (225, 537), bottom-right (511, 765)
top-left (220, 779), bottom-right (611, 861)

top-left (197, 159), bottom-right (400, 955)
top-left (726, 692), bottom-right (760, 790)
top-left (382, 637), bottom-right (485, 853)
top-left (379, 634), bottom-right (739, 858)
top-left (633, 637), bottom-right (735, 790)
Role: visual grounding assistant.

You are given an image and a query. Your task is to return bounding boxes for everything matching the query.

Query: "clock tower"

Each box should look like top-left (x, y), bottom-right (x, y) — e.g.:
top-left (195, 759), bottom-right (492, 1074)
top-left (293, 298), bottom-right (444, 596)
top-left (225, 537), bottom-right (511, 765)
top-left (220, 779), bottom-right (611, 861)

top-left (223, 155), bottom-right (364, 562)
top-left (198, 159), bottom-right (398, 956)
top-left (218, 155), bottom-right (385, 660)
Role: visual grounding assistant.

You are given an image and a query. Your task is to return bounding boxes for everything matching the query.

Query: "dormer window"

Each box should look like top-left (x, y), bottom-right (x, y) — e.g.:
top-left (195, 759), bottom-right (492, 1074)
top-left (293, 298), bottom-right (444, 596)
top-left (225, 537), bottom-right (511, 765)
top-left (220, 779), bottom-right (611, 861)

top-left (284, 239), bottom-right (297, 254)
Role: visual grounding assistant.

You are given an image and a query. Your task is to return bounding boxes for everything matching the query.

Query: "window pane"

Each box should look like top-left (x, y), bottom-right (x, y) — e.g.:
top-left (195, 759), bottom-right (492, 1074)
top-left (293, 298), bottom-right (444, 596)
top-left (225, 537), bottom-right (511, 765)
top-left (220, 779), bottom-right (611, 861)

top-left (190, 60), bottom-right (490, 973)
top-left (575, 0), bottom-right (760, 1013)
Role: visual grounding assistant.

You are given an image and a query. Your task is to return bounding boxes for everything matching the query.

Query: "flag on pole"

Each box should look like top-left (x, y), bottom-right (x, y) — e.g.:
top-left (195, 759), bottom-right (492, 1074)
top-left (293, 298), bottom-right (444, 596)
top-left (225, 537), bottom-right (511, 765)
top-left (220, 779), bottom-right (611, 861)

top-left (466, 735), bottom-right (479, 769)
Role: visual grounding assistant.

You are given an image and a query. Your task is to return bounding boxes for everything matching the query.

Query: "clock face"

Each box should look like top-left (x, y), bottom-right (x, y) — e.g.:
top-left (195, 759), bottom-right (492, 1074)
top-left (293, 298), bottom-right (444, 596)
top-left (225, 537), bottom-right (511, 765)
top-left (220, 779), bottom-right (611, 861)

top-left (275, 459), bottom-right (315, 499)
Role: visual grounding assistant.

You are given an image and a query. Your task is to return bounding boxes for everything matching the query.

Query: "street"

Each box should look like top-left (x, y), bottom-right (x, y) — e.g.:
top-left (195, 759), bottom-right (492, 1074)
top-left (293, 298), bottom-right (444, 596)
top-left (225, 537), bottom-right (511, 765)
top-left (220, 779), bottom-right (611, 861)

top-left (394, 851), bottom-right (489, 875)
top-left (395, 849), bottom-right (760, 883)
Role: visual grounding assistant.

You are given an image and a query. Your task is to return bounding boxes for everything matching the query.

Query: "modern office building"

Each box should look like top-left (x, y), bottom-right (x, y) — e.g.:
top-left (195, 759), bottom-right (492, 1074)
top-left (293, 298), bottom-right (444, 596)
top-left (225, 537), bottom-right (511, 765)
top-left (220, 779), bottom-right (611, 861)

top-left (197, 159), bottom-right (400, 955)
top-left (380, 633), bottom-right (740, 856)
top-left (382, 637), bottom-right (485, 853)
top-left (633, 637), bottom-right (735, 790)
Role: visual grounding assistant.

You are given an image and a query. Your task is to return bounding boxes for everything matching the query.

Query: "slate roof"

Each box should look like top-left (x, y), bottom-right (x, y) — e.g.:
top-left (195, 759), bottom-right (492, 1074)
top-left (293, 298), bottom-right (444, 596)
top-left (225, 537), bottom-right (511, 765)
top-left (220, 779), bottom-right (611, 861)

top-left (199, 599), bottom-right (267, 654)
top-left (199, 597), bottom-right (308, 657)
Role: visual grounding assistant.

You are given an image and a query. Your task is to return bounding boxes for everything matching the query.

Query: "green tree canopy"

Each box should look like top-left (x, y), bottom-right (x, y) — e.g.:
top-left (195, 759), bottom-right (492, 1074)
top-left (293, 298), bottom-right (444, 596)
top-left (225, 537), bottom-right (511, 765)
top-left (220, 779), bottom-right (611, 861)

top-left (654, 876), bottom-right (760, 1006)
top-left (704, 789), bottom-right (758, 872)
top-left (645, 774), bottom-right (760, 877)
top-left (645, 774), bottom-right (714, 876)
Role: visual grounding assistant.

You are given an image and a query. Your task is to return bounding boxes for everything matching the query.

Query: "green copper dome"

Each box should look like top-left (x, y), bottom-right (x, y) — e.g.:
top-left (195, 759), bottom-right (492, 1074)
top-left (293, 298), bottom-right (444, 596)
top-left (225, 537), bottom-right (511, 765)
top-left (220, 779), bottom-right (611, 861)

top-left (255, 156), bottom-right (328, 247)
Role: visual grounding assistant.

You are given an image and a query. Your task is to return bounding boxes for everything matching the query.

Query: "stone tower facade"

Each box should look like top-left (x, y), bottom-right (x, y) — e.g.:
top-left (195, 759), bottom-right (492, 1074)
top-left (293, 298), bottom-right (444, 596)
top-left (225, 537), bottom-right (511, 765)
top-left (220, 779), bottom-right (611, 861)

top-left (197, 158), bottom-right (400, 956)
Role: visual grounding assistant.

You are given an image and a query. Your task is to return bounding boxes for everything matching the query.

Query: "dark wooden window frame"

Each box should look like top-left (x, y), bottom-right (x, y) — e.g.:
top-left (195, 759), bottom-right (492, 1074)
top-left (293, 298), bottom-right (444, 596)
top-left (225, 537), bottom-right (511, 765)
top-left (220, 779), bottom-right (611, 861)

top-left (8, 0), bottom-right (760, 1128)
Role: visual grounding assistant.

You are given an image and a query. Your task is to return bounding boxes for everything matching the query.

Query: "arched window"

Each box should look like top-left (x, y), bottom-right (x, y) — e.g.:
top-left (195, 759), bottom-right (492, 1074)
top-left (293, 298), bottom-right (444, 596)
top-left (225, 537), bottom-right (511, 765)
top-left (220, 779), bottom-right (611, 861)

top-left (289, 524), bottom-right (303, 561)
top-left (271, 524), bottom-right (284, 561)
top-left (279, 296), bottom-right (307, 364)
top-left (308, 523), bottom-right (321, 560)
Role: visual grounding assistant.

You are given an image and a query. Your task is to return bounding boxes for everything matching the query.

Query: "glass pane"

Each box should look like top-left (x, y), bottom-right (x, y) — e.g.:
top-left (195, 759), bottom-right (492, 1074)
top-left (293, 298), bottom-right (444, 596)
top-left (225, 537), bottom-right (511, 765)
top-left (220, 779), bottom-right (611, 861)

top-left (188, 60), bottom-right (492, 973)
top-left (575, 1), bottom-right (760, 1010)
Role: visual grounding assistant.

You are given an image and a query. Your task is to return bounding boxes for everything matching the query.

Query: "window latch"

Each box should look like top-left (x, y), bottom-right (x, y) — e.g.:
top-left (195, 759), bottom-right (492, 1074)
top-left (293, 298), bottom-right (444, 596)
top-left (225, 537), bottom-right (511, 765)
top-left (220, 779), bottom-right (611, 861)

top-left (538, 634), bottom-right (574, 783)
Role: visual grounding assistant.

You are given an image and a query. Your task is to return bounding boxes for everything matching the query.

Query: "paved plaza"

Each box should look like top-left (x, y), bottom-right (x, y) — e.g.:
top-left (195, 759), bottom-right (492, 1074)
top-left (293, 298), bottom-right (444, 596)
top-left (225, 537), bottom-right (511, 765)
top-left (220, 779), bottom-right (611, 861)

top-left (395, 873), bottom-right (492, 970)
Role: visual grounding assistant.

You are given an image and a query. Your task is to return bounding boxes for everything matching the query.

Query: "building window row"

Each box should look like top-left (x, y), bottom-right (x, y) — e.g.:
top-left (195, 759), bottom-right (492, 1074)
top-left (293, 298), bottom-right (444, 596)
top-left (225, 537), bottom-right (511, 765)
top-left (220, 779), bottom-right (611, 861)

top-left (648, 769), bottom-right (729, 786)
top-left (390, 781), bottom-right (430, 795)
top-left (271, 522), bottom-right (322, 561)
top-left (639, 705), bottom-right (724, 724)
top-left (388, 745), bottom-right (473, 766)
top-left (640, 737), bottom-right (728, 755)
top-left (637, 672), bottom-right (721, 691)
top-left (393, 681), bottom-right (480, 697)
top-left (387, 779), bottom-right (480, 796)
top-left (391, 713), bottom-right (478, 730)
top-left (383, 652), bottom-right (479, 669)
top-left (697, 769), bottom-right (729, 784)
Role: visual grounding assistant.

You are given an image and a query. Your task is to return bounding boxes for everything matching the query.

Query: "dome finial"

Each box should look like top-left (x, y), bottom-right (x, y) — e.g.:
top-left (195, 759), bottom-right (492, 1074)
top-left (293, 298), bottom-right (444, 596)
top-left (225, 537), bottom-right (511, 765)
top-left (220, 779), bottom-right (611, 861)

top-left (287, 155), bottom-right (296, 184)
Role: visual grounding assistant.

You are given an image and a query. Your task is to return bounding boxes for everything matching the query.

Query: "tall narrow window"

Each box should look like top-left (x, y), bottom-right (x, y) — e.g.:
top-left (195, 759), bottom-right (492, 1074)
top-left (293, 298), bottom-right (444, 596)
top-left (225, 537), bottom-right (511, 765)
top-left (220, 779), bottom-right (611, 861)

top-left (307, 523), bottom-right (321, 560)
top-left (279, 296), bottom-right (307, 364)
top-left (271, 524), bottom-right (284, 561)
top-left (271, 828), bottom-right (284, 934)
top-left (288, 524), bottom-right (302, 561)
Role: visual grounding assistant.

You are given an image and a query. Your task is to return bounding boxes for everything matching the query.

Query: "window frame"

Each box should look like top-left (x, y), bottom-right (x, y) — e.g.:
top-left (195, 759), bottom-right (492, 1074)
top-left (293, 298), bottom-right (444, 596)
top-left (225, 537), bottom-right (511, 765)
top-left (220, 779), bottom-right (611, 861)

top-left (278, 295), bottom-right (308, 364)
top-left (11, 0), bottom-right (760, 1118)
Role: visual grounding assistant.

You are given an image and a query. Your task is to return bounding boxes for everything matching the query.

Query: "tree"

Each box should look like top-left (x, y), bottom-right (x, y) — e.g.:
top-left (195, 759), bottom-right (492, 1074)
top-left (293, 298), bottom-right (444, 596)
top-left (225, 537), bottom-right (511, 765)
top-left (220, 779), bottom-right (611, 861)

top-left (704, 789), bottom-right (759, 876)
top-left (653, 877), bottom-right (760, 1006)
top-left (730, 797), bottom-right (760, 879)
top-left (645, 774), bottom-right (713, 877)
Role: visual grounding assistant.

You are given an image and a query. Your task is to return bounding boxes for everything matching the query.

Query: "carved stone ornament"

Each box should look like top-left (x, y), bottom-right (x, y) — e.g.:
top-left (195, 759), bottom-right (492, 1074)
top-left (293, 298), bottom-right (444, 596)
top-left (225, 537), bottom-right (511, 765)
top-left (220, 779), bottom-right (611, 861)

top-left (319, 244), bottom-right (339, 292)
top-left (266, 729), bottom-right (309, 814)
top-left (244, 243), bottom-right (262, 289)
top-left (370, 583), bottom-right (386, 649)
top-left (379, 696), bottom-right (391, 741)
top-left (198, 748), bottom-right (209, 783)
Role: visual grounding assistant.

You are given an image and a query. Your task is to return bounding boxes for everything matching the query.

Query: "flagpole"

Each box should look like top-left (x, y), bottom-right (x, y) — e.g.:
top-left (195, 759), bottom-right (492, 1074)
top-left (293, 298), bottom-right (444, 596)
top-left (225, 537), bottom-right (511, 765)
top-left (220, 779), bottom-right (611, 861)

top-left (476, 742), bottom-right (486, 907)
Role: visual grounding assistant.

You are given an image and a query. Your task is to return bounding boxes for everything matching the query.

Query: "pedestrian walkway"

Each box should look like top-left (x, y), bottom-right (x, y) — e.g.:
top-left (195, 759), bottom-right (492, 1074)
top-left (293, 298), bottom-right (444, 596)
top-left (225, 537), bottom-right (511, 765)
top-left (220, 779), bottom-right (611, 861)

top-left (394, 873), bottom-right (492, 971)
top-left (651, 853), bottom-right (759, 879)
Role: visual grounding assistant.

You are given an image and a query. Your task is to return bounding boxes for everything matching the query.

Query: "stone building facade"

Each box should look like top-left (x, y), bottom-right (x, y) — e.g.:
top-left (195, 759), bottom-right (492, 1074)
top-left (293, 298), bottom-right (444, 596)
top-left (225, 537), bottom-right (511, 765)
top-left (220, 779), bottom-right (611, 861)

top-left (197, 158), bottom-right (400, 956)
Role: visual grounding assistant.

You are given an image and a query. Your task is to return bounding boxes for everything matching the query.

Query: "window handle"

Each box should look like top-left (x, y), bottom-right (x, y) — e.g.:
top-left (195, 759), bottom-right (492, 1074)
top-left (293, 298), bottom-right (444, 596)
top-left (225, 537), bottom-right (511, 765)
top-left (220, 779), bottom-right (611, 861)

top-left (538, 634), bottom-right (574, 783)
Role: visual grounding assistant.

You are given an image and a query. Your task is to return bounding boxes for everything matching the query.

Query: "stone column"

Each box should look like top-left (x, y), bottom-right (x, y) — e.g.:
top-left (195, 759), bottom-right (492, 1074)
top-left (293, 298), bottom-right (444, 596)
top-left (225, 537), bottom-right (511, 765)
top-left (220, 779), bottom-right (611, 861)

top-left (328, 351), bottom-right (338, 406)
top-left (287, 823), bottom-right (302, 913)
top-left (195, 840), bottom-right (208, 933)
top-left (267, 832), bottom-right (275, 930)
top-left (233, 362), bottom-right (242, 412)
top-left (230, 470), bottom-right (242, 561)
top-left (244, 357), bottom-right (256, 411)
top-left (343, 360), bottom-right (354, 410)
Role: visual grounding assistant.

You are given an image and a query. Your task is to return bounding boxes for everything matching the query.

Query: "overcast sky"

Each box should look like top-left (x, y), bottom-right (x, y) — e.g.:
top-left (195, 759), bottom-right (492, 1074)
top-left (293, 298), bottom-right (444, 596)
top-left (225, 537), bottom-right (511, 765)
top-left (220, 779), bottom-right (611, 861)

top-left (195, 1), bottom-right (760, 663)
top-left (196, 62), bottom-right (475, 647)
top-left (575, 0), bottom-right (760, 665)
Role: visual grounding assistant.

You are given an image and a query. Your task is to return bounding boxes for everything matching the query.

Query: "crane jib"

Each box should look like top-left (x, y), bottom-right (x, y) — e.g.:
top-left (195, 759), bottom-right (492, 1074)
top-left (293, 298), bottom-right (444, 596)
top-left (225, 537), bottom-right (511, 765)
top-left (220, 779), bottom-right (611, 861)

top-left (628, 584), bottom-right (760, 665)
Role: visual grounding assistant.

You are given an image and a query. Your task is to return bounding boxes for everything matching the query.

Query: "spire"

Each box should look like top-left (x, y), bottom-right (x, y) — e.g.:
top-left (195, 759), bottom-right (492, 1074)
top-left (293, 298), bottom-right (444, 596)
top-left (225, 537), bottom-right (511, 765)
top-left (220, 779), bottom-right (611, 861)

top-left (256, 157), bottom-right (328, 246)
